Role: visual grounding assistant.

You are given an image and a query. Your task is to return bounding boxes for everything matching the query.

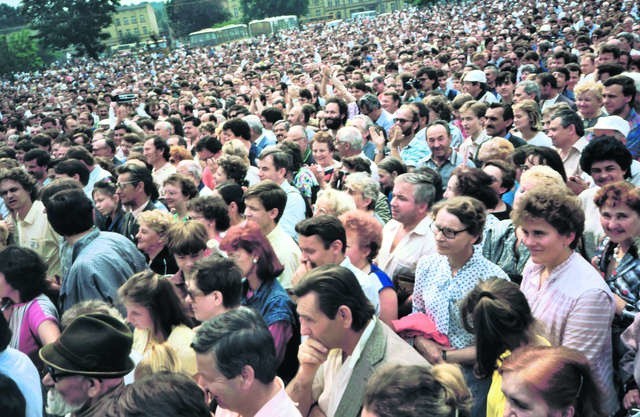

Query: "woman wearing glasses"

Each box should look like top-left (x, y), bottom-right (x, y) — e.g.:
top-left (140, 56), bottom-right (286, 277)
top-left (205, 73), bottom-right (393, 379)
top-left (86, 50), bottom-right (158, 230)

top-left (412, 196), bottom-right (508, 414)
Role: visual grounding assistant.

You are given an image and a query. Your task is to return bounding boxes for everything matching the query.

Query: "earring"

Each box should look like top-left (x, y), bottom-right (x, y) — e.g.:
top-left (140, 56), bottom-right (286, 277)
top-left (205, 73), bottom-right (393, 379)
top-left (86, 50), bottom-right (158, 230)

top-left (252, 258), bottom-right (258, 264)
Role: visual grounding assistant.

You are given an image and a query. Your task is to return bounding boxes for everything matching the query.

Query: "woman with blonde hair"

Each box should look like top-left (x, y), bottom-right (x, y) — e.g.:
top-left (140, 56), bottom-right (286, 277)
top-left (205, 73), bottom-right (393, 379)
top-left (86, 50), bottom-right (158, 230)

top-left (362, 363), bottom-right (471, 417)
top-left (512, 99), bottom-right (552, 147)
top-left (136, 210), bottom-right (179, 276)
top-left (313, 188), bottom-right (356, 217)
top-left (221, 138), bottom-right (259, 185)
top-left (574, 80), bottom-right (605, 131)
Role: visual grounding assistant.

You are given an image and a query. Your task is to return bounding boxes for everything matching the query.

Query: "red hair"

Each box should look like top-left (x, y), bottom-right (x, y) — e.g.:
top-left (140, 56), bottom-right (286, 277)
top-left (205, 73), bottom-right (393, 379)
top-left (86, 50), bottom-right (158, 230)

top-left (219, 220), bottom-right (283, 282)
top-left (339, 209), bottom-right (383, 262)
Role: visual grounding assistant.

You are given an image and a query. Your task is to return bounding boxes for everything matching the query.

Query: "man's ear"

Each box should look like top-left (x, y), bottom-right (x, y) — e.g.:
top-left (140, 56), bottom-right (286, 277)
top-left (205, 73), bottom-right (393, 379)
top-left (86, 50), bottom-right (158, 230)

top-left (86, 377), bottom-right (102, 398)
top-left (240, 364), bottom-right (255, 389)
top-left (337, 305), bottom-right (353, 329)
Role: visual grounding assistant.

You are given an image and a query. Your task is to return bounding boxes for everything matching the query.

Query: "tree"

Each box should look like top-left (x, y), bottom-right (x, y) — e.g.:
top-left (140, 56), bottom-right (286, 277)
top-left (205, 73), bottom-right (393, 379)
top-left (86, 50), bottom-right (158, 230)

top-left (240, 0), bottom-right (308, 21)
top-left (21, 0), bottom-right (119, 59)
top-left (0, 4), bottom-right (28, 29)
top-left (167, 0), bottom-right (230, 39)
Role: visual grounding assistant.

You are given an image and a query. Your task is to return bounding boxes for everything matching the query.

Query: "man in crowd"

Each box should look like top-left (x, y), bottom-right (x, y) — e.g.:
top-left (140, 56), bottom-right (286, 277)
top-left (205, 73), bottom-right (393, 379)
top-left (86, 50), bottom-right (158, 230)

top-left (143, 136), bottom-right (176, 193)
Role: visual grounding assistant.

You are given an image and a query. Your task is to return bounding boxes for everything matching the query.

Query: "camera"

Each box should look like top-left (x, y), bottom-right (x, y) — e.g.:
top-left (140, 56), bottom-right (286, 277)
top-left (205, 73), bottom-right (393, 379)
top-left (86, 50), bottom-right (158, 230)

top-left (116, 93), bottom-right (138, 103)
top-left (403, 79), bottom-right (422, 90)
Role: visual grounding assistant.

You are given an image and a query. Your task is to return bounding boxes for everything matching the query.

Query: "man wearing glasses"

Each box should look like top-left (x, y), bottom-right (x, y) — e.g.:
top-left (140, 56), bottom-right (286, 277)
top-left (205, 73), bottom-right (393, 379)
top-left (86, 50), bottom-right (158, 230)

top-left (385, 104), bottom-right (430, 168)
top-left (39, 313), bottom-right (135, 417)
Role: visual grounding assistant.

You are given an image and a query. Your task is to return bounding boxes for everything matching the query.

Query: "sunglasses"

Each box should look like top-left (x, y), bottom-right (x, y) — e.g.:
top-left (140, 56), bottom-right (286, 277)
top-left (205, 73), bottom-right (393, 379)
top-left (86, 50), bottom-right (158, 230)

top-left (45, 365), bottom-right (74, 383)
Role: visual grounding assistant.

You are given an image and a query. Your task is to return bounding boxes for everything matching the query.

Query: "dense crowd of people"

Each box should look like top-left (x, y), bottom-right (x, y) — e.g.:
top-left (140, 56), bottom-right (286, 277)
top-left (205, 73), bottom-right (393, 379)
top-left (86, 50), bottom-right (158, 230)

top-left (1, 0), bottom-right (640, 415)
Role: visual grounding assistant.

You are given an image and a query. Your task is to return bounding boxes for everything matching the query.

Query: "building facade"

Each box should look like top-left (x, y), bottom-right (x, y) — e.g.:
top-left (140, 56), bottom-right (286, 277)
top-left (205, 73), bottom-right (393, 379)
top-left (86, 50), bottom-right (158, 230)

top-left (104, 3), bottom-right (160, 47)
top-left (306, 0), bottom-right (405, 21)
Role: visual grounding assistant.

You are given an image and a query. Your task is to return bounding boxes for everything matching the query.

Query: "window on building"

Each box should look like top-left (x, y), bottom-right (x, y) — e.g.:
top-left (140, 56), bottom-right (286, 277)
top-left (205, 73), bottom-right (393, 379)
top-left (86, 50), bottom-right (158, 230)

top-left (143, 26), bottom-right (148, 34)
top-left (115, 18), bottom-right (121, 26)
top-left (134, 27), bottom-right (139, 34)
top-left (123, 17), bottom-right (129, 25)
top-left (118, 30), bottom-right (123, 37)
top-left (131, 16), bottom-right (137, 24)
top-left (316, 9), bottom-right (320, 15)
top-left (140, 14), bottom-right (145, 23)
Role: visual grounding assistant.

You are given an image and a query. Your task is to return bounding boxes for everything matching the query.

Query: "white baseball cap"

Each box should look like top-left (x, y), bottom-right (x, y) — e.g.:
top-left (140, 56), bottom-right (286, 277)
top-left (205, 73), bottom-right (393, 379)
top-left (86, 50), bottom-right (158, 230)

top-left (463, 70), bottom-right (487, 83)
top-left (587, 116), bottom-right (630, 137)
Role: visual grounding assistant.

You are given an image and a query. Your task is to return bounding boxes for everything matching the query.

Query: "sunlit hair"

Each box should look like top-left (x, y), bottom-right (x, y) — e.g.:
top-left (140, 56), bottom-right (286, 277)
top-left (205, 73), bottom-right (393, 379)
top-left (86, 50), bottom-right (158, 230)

top-left (364, 364), bottom-right (471, 417)
top-left (511, 184), bottom-right (584, 249)
top-left (221, 139), bottom-right (250, 165)
top-left (134, 343), bottom-right (183, 380)
top-left (166, 221), bottom-right (208, 256)
top-left (315, 188), bottom-right (356, 216)
top-left (477, 138), bottom-right (514, 163)
top-left (594, 180), bottom-right (640, 215)
top-left (311, 131), bottom-right (336, 152)
top-left (520, 165), bottom-right (564, 189)
top-left (500, 346), bottom-right (604, 417)
top-left (574, 80), bottom-right (604, 100)
top-left (219, 220), bottom-right (284, 282)
top-left (137, 210), bottom-right (175, 239)
top-left (513, 99), bottom-right (542, 131)
top-left (339, 209), bottom-right (383, 262)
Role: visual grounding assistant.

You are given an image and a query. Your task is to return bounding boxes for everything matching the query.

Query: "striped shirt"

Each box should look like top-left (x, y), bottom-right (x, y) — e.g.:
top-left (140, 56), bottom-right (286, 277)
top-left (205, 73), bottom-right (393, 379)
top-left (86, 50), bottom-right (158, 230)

top-left (521, 252), bottom-right (618, 415)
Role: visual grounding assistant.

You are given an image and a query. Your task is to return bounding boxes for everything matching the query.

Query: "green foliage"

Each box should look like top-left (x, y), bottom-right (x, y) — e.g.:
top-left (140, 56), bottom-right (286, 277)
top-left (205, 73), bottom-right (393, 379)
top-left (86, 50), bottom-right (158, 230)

top-left (211, 18), bottom-right (244, 29)
top-left (240, 0), bottom-right (309, 21)
top-left (0, 4), bottom-right (28, 29)
top-left (0, 29), bottom-right (44, 74)
top-left (166, 0), bottom-right (231, 38)
top-left (21, 0), bottom-right (119, 59)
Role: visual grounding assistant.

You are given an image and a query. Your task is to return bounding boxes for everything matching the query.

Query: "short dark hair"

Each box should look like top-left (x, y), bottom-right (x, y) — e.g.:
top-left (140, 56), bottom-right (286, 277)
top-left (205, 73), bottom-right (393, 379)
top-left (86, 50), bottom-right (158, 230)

top-left (43, 188), bottom-right (94, 236)
top-left (0, 374), bottom-right (25, 416)
top-left (580, 136), bottom-right (632, 177)
top-left (495, 71), bottom-right (516, 86)
top-left (163, 173), bottom-right (198, 199)
top-left (0, 246), bottom-right (48, 302)
top-left (0, 167), bottom-right (38, 202)
top-left (222, 119), bottom-right (251, 141)
top-left (216, 182), bottom-right (245, 214)
top-left (191, 307), bottom-right (277, 384)
top-left (295, 215), bottom-right (346, 252)
top-left (537, 73), bottom-right (557, 89)
top-left (261, 107), bottom-right (284, 124)
top-left (603, 75), bottom-right (636, 103)
top-left (115, 371), bottom-right (210, 417)
top-left (66, 145), bottom-right (95, 166)
top-left (217, 155), bottom-right (248, 185)
top-left (194, 135), bottom-right (222, 154)
top-left (293, 265), bottom-right (375, 332)
top-left (244, 180), bottom-right (287, 223)
top-left (55, 158), bottom-right (90, 186)
top-left (23, 148), bottom-right (50, 166)
top-left (488, 102), bottom-right (514, 121)
top-left (258, 147), bottom-right (292, 174)
top-left (149, 135), bottom-right (171, 161)
top-left (117, 163), bottom-right (159, 201)
top-left (192, 253), bottom-right (242, 309)
top-left (550, 109), bottom-right (585, 137)
top-left (451, 167), bottom-right (499, 210)
top-left (187, 196), bottom-right (231, 231)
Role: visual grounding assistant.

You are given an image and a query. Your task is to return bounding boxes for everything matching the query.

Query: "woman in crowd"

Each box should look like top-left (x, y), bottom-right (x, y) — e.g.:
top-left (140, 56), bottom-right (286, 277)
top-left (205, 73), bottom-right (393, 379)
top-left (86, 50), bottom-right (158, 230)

top-left (163, 173), bottom-right (198, 221)
top-left (313, 188), bottom-right (355, 217)
top-left (339, 209), bottom-right (397, 325)
top-left (520, 145), bottom-right (567, 182)
top-left (512, 185), bottom-right (617, 414)
top-left (592, 181), bottom-right (640, 362)
top-left (574, 80), bottom-right (606, 132)
top-left (512, 99), bottom-right (553, 147)
top-left (443, 167), bottom-right (501, 226)
top-left (460, 278), bottom-right (548, 417)
top-left (344, 172), bottom-right (384, 223)
top-left (221, 139), bottom-right (259, 186)
top-left (166, 220), bottom-right (210, 302)
top-left (92, 178), bottom-right (126, 234)
top-left (0, 246), bottom-right (59, 371)
top-left (481, 160), bottom-right (517, 220)
top-left (118, 270), bottom-right (196, 376)
top-left (219, 221), bottom-right (297, 376)
top-left (362, 364), bottom-right (471, 417)
top-left (214, 154), bottom-right (248, 187)
top-left (310, 131), bottom-right (339, 184)
top-left (412, 196), bottom-right (508, 413)
top-left (500, 346), bottom-right (604, 417)
top-left (579, 136), bottom-right (634, 259)
top-left (136, 210), bottom-right (179, 276)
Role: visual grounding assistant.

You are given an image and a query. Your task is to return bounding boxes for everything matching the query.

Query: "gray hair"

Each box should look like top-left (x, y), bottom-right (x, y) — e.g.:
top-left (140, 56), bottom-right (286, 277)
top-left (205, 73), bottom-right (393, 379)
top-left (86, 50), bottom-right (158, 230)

top-left (517, 79), bottom-right (541, 101)
top-left (394, 172), bottom-right (436, 207)
top-left (336, 126), bottom-right (363, 152)
top-left (177, 159), bottom-right (203, 182)
top-left (242, 114), bottom-right (264, 135)
top-left (349, 115), bottom-right (375, 135)
top-left (345, 172), bottom-right (379, 209)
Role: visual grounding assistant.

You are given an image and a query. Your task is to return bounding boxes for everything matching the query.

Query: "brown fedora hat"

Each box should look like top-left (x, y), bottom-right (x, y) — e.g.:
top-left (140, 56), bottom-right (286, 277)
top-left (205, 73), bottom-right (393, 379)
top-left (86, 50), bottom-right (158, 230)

top-left (39, 313), bottom-right (134, 378)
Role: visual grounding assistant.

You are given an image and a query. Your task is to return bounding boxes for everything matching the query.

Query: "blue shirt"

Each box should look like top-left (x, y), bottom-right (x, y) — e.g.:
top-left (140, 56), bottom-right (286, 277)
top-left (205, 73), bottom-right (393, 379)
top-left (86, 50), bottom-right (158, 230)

top-left (417, 150), bottom-right (476, 190)
top-left (626, 108), bottom-right (640, 159)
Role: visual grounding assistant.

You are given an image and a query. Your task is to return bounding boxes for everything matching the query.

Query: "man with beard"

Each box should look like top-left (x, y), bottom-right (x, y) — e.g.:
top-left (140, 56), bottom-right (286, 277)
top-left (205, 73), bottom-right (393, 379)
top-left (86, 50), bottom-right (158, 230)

top-left (323, 97), bottom-right (348, 137)
top-left (40, 313), bottom-right (135, 417)
top-left (385, 105), bottom-right (430, 168)
top-left (293, 215), bottom-right (379, 312)
top-left (418, 121), bottom-right (474, 190)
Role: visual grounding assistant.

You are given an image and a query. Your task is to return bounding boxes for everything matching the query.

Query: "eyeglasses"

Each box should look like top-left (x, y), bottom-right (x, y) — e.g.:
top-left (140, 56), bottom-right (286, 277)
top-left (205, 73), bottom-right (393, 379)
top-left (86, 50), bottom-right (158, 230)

top-left (116, 181), bottom-right (136, 189)
top-left (45, 365), bottom-right (74, 383)
top-left (393, 118), bottom-right (414, 124)
top-left (430, 222), bottom-right (468, 239)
